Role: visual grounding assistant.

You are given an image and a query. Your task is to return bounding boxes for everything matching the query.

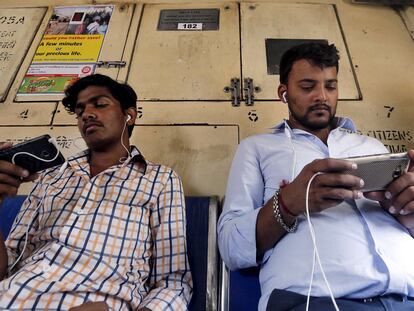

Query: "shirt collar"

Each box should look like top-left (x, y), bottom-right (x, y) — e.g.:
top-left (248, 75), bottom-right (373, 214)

top-left (272, 117), bottom-right (357, 134)
top-left (66, 145), bottom-right (148, 175)
top-left (129, 146), bottom-right (147, 173)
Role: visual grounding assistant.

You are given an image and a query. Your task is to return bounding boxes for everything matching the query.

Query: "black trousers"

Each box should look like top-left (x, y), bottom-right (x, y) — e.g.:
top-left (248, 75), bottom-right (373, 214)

top-left (266, 289), bottom-right (414, 311)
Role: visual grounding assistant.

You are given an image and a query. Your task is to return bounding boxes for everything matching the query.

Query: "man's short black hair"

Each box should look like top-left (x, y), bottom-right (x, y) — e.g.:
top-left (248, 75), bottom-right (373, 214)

top-left (279, 42), bottom-right (340, 84)
top-left (62, 74), bottom-right (137, 136)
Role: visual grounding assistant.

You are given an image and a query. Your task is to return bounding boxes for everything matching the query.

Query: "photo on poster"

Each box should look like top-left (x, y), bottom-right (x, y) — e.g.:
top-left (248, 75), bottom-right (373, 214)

top-left (45, 5), bottom-right (113, 35)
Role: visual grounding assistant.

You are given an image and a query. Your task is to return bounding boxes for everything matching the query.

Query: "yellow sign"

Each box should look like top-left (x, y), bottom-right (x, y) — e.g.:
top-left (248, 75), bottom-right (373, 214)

top-left (33, 34), bottom-right (104, 63)
top-left (18, 5), bottom-right (114, 95)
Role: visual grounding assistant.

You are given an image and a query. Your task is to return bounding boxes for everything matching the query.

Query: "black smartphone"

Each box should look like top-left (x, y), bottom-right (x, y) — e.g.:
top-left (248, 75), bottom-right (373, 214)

top-left (0, 135), bottom-right (65, 173)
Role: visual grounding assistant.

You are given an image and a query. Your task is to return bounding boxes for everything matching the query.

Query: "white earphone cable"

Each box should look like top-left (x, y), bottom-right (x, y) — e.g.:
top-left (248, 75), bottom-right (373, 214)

top-left (286, 129), bottom-right (339, 311)
top-left (9, 199), bottom-right (43, 272)
top-left (11, 138), bottom-right (61, 166)
top-left (8, 173), bottom-right (58, 273)
top-left (8, 137), bottom-right (64, 272)
top-left (305, 172), bottom-right (340, 311)
top-left (119, 116), bottom-right (131, 165)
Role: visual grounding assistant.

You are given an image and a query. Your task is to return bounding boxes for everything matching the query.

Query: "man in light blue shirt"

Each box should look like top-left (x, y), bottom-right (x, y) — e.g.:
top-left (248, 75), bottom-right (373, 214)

top-left (218, 42), bottom-right (414, 311)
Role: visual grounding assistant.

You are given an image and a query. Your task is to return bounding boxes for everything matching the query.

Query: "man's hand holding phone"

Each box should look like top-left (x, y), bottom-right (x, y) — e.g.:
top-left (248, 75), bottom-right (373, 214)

top-left (364, 150), bottom-right (414, 235)
top-left (281, 152), bottom-right (411, 217)
top-left (280, 158), bottom-right (364, 216)
top-left (0, 142), bottom-right (38, 205)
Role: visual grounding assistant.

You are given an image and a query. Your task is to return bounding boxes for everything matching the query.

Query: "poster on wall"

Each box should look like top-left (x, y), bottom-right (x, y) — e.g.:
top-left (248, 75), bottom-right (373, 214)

top-left (18, 64), bottom-right (94, 94)
top-left (17, 5), bottom-right (113, 96)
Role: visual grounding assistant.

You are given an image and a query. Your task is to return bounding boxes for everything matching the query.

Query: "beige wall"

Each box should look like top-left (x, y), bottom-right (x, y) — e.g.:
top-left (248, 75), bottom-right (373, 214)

top-left (1, 0), bottom-right (413, 197)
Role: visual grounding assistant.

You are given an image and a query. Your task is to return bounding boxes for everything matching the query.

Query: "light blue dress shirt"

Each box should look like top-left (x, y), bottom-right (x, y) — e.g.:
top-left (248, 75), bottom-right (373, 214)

top-left (218, 117), bottom-right (414, 311)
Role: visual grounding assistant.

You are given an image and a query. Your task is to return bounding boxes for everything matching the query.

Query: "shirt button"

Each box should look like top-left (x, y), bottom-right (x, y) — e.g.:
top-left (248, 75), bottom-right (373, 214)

top-left (74, 207), bottom-right (86, 215)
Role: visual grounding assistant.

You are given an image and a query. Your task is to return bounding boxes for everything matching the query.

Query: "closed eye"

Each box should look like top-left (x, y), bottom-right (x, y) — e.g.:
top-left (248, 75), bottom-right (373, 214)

top-left (300, 85), bottom-right (314, 92)
top-left (95, 101), bottom-right (108, 108)
top-left (326, 82), bottom-right (337, 90)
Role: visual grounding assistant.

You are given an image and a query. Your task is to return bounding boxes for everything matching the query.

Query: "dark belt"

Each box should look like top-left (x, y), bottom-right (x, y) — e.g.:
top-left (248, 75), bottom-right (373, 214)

top-left (266, 288), bottom-right (414, 311)
top-left (351, 294), bottom-right (414, 303)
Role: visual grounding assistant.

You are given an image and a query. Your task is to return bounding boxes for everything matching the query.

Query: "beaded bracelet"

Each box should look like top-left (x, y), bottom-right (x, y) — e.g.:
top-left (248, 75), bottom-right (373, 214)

top-left (272, 189), bottom-right (298, 233)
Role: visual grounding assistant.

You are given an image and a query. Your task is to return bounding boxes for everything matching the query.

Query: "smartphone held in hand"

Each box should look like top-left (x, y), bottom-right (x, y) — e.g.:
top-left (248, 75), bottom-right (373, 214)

top-left (343, 152), bottom-right (410, 192)
top-left (0, 135), bottom-right (65, 173)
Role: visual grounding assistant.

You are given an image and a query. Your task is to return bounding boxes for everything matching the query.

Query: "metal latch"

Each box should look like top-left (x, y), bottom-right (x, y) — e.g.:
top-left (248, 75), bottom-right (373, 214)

top-left (224, 78), bottom-right (241, 107)
top-left (243, 78), bottom-right (261, 106)
top-left (96, 61), bottom-right (127, 68)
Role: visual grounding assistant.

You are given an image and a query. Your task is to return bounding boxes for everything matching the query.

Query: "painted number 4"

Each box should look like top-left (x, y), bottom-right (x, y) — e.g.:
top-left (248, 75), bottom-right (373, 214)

top-left (177, 23), bottom-right (202, 30)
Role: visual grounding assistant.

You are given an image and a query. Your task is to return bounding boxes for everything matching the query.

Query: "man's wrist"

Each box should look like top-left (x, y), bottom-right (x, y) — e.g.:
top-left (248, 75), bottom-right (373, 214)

top-left (272, 190), bottom-right (298, 232)
top-left (278, 190), bottom-right (298, 218)
top-left (279, 185), bottom-right (301, 218)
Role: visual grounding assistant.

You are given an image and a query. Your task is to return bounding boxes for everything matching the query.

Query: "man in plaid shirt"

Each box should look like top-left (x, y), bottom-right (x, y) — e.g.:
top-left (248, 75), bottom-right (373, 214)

top-left (0, 74), bottom-right (192, 310)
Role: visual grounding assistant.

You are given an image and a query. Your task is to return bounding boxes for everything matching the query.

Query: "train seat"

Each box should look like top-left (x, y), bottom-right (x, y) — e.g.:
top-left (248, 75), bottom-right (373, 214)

top-left (0, 195), bottom-right (221, 311)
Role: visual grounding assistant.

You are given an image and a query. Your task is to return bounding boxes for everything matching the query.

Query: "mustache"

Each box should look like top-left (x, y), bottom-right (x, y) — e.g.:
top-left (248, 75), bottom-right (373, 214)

top-left (308, 103), bottom-right (331, 112)
top-left (83, 120), bottom-right (103, 132)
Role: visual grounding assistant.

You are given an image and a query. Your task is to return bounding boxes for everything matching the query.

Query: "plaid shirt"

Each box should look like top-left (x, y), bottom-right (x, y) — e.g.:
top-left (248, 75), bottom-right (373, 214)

top-left (0, 147), bottom-right (192, 310)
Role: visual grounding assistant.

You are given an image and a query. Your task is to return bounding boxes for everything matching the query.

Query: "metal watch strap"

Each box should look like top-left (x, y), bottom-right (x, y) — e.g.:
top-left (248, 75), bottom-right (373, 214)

top-left (272, 189), bottom-right (298, 233)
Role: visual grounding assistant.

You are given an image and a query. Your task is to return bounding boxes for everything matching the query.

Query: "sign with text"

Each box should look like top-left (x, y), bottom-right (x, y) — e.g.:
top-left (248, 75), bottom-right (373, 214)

top-left (18, 5), bottom-right (113, 95)
top-left (18, 64), bottom-right (94, 94)
top-left (33, 35), bottom-right (104, 63)
top-left (158, 9), bottom-right (219, 31)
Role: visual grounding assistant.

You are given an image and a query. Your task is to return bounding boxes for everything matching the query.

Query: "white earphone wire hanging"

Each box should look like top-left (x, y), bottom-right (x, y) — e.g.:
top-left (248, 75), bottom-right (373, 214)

top-left (285, 129), bottom-right (339, 311)
top-left (119, 115), bottom-right (132, 165)
top-left (305, 172), bottom-right (340, 311)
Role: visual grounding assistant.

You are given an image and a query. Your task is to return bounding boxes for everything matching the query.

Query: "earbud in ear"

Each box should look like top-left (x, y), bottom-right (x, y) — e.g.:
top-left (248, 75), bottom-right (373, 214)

top-left (126, 115), bottom-right (131, 122)
top-left (282, 92), bottom-right (288, 103)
